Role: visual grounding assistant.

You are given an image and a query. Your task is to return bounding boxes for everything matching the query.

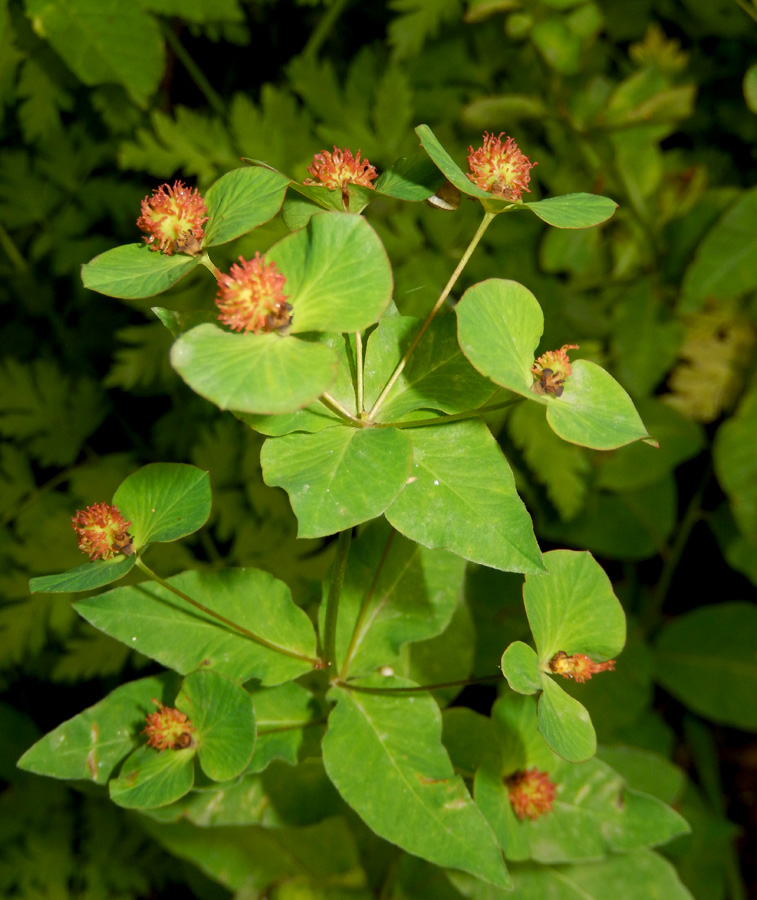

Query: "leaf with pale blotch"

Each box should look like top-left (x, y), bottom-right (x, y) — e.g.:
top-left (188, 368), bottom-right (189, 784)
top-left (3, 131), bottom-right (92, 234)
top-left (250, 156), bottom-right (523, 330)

top-left (323, 676), bottom-right (511, 888)
top-left (17, 672), bottom-right (181, 783)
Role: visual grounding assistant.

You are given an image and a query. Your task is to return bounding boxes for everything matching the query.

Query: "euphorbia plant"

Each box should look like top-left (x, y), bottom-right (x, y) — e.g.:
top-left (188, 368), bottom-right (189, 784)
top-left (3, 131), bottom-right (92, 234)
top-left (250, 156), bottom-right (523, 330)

top-left (19, 127), bottom-right (693, 898)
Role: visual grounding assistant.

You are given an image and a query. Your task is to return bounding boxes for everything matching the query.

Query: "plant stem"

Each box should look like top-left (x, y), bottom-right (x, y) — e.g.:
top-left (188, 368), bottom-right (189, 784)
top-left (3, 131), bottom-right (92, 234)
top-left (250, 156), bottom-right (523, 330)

top-left (392, 396), bottom-right (524, 429)
top-left (735, 0), bottom-right (757, 25)
top-left (355, 331), bottom-right (364, 415)
top-left (161, 23), bottom-right (226, 119)
top-left (336, 673), bottom-right (501, 695)
top-left (338, 529), bottom-right (395, 680)
top-left (366, 211), bottom-right (497, 422)
top-left (323, 530), bottom-right (352, 672)
top-left (199, 253), bottom-right (222, 278)
top-left (320, 391), bottom-right (362, 425)
top-left (135, 558), bottom-right (322, 666)
top-left (301, 0), bottom-right (353, 59)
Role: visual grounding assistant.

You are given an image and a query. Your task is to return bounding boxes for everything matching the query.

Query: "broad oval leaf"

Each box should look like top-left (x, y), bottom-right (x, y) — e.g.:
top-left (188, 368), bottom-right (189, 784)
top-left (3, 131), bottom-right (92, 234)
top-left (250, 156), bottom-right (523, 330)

top-left (171, 324), bottom-right (337, 415)
top-left (654, 602), bottom-right (757, 731)
top-left (82, 244), bottom-right (200, 299)
top-left (109, 745), bottom-right (195, 809)
top-left (113, 462), bottom-right (211, 549)
top-left (523, 550), bottom-right (626, 663)
top-left (204, 167), bottom-right (291, 247)
top-left (266, 212), bottom-right (393, 333)
top-left (680, 186), bottom-right (757, 312)
top-left (385, 420), bottom-right (544, 574)
top-left (29, 555), bottom-right (136, 594)
top-left (246, 682), bottom-right (317, 774)
top-left (73, 568), bottom-right (319, 685)
top-left (415, 124), bottom-right (491, 200)
top-left (323, 677), bottom-right (511, 889)
top-left (501, 641), bottom-right (541, 695)
top-left (374, 152), bottom-right (442, 201)
top-left (456, 279), bottom-right (649, 449)
top-left (538, 676), bottom-right (596, 762)
top-left (525, 194), bottom-right (618, 228)
top-left (261, 426), bottom-right (413, 538)
top-left (178, 670), bottom-right (256, 782)
top-left (17, 672), bottom-right (181, 784)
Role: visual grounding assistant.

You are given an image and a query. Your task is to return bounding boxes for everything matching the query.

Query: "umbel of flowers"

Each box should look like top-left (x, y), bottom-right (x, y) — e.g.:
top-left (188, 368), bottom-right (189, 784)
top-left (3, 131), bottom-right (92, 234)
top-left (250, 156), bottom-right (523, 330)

top-left (304, 146), bottom-right (378, 191)
top-left (467, 132), bottom-right (537, 201)
top-left (71, 502), bottom-right (132, 560)
top-left (215, 252), bottom-right (293, 335)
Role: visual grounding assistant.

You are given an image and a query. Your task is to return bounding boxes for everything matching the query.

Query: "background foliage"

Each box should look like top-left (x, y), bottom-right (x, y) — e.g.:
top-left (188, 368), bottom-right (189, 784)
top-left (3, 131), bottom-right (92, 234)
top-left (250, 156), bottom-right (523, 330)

top-left (2, 0), bottom-right (756, 897)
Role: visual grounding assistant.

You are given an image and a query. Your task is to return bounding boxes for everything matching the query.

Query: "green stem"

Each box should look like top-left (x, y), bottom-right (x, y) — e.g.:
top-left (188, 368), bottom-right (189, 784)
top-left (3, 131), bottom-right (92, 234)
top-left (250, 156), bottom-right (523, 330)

top-left (338, 529), bottom-right (395, 681)
top-left (161, 23), bottom-right (226, 119)
top-left (323, 530), bottom-right (352, 672)
top-left (366, 211), bottom-right (497, 422)
top-left (355, 331), bottom-right (364, 415)
top-left (392, 397), bottom-right (524, 429)
top-left (320, 391), bottom-right (362, 425)
top-left (199, 253), bottom-right (221, 278)
top-left (135, 559), bottom-right (322, 667)
top-left (301, 0), bottom-right (353, 58)
top-left (336, 673), bottom-right (501, 696)
top-left (646, 466), bottom-right (711, 620)
top-left (734, 0), bottom-right (757, 24)
top-left (0, 221), bottom-right (28, 272)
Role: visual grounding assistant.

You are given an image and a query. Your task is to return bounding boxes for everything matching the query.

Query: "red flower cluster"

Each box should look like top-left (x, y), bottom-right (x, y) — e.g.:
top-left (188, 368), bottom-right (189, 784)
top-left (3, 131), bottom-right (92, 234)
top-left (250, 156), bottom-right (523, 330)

top-left (215, 253), bottom-right (292, 335)
top-left (531, 344), bottom-right (580, 397)
top-left (304, 147), bottom-right (378, 191)
top-left (467, 133), bottom-right (537, 201)
top-left (142, 700), bottom-right (195, 751)
top-left (71, 503), bottom-right (132, 561)
top-left (549, 651), bottom-right (616, 684)
top-left (137, 180), bottom-right (208, 255)
top-left (506, 767), bottom-right (556, 821)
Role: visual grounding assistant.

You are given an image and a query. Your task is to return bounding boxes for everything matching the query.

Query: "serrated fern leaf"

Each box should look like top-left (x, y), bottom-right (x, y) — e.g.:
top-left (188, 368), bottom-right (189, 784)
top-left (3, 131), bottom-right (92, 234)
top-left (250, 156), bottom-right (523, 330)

top-left (0, 358), bottom-right (106, 467)
top-left (17, 57), bottom-right (74, 143)
top-left (105, 323), bottom-right (174, 392)
top-left (52, 627), bottom-right (132, 682)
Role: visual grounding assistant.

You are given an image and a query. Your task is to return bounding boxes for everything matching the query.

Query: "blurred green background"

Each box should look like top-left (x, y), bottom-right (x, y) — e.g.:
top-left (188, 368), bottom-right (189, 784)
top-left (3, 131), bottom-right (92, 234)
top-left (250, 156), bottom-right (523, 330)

top-left (1, 1), bottom-right (756, 897)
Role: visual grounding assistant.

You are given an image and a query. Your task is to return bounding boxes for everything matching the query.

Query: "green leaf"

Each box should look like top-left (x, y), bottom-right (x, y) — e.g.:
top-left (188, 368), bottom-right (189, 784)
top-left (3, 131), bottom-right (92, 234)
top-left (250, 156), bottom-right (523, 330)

top-left (246, 682), bottom-right (317, 774)
top-left (113, 462), bottom-right (211, 550)
top-left (415, 124), bottom-right (491, 200)
top-left (364, 315), bottom-right (497, 422)
top-left (330, 519), bottom-right (466, 677)
top-left (524, 550), bottom-right (626, 663)
top-left (143, 816), bottom-right (367, 893)
top-left (261, 426), bottom-right (413, 538)
top-left (680, 187), bottom-right (757, 312)
top-left (203, 167), bottom-right (290, 247)
top-left (29, 555), bottom-right (137, 594)
top-left (323, 677), bottom-right (511, 888)
top-left (82, 244), bottom-right (201, 299)
top-left (178, 670), bottom-right (256, 782)
top-left (745, 63), bottom-right (757, 113)
top-left (530, 17), bottom-right (582, 75)
top-left (266, 212), bottom-right (393, 333)
top-left (714, 383), bottom-right (757, 541)
top-left (170, 324), bottom-right (337, 415)
top-left (386, 420), bottom-right (544, 573)
top-left (456, 279), bottom-right (649, 449)
top-left (538, 676), bottom-right (596, 762)
top-left (501, 641), bottom-right (541, 695)
top-left (504, 850), bottom-right (695, 900)
top-left (24, 0), bottom-right (164, 107)
top-left (236, 331), bottom-right (354, 436)
top-left (526, 194), bottom-right (617, 228)
top-left (374, 151), bottom-right (443, 201)
top-left (654, 602), bottom-right (757, 731)
top-left (109, 745), bottom-right (195, 809)
top-left (74, 568), bottom-right (318, 685)
top-left (17, 672), bottom-right (181, 783)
